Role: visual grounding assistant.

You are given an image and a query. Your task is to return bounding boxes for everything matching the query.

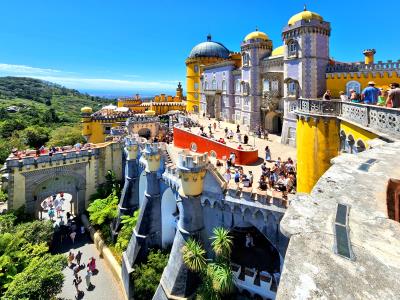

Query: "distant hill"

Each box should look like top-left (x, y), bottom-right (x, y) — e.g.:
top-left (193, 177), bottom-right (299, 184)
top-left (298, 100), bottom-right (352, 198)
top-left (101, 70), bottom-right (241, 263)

top-left (0, 77), bottom-right (113, 163)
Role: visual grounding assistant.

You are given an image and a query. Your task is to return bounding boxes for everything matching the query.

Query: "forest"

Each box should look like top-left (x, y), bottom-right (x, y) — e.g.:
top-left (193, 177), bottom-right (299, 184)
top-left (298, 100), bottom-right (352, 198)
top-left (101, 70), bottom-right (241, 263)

top-left (0, 77), bottom-right (111, 164)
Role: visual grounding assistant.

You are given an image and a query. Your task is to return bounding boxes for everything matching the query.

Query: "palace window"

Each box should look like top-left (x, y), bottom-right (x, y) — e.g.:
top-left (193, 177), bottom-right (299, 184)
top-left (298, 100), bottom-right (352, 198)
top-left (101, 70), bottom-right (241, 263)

top-left (211, 79), bottom-right (217, 90)
top-left (263, 79), bottom-right (270, 92)
top-left (222, 80), bottom-right (226, 91)
top-left (235, 79), bottom-right (241, 93)
top-left (194, 65), bottom-right (199, 73)
top-left (288, 40), bottom-right (298, 57)
top-left (204, 81), bottom-right (208, 90)
top-left (346, 81), bottom-right (361, 95)
top-left (194, 93), bottom-right (199, 99)
top-left (242, 81), bottom-right (250, 95)
top-left (271, 80), bottom-right (279, 91)
top-left (194, 82), bottom-right (199, 90)
top-left (242, 52), bottom-right (250, 66)
top-left (286, 80), bottom-right (298, 97)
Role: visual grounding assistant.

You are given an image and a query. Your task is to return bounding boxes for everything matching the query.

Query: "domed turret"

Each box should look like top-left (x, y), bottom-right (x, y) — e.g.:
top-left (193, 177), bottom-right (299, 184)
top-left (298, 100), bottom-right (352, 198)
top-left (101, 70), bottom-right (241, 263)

top-left (81, 106), bottom-right (93, 114)
top-left (288, 6), bottom-right (323, 26)
top-left (244, 28), bottom-right (269, 42)
top-left (188, 35), bottom-right (230, 59)
top-left (271, 45), bottom-right (284, 56)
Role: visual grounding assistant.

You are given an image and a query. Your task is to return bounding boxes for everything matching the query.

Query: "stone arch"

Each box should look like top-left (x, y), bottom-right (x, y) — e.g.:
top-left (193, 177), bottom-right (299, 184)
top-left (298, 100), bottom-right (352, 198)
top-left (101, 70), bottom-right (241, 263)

top-left (265, 111), bottom-right (282, 134)
top-left (161, 187), bottom-right (177, 248)
top-left (356, 139), bottom-right (366, 153)
top-left (340, 130), bottom-right (347, 152)
top-left (138, 128), bottom-right (151, 139)
top-left (27, 169), bottom-right (86, 218)
top-left (347, 134), bottom-right (355, 153)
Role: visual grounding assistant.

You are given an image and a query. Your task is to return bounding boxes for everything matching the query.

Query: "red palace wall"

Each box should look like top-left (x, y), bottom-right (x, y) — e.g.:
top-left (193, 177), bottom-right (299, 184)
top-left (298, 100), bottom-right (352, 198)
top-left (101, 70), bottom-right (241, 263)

top-left (173, 126), bottom-right (259, 165)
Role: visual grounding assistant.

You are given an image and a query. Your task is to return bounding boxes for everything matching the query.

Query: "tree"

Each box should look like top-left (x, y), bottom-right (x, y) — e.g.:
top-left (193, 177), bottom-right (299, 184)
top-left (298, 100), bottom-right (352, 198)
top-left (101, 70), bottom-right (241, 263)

top-left (132, 249), bottom-right (169, 300)
top-left (115, 210), bottom-right (140, 253)
top-left (182, 227), bottom-right (235, 300)
top-left (20, 126), bottom-right (50, 148)
top-left (42, 108), bottom-right (59, 123)
top-left (47, 125), bottom-right (85, 147)
top-left (2, 254), bottom-right (67, 300)
top-left (0, 119), bottom-right (26, 138)
top-left (87, 189), bottom-right (119, 225)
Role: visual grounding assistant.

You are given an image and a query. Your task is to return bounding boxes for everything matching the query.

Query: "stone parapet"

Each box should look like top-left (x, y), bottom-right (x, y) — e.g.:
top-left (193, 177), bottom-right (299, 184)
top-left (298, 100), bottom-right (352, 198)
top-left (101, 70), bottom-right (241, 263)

top-left (126, 115), bottom-right (160, 125)
top-left (327, 59), bottom-right (400, 73)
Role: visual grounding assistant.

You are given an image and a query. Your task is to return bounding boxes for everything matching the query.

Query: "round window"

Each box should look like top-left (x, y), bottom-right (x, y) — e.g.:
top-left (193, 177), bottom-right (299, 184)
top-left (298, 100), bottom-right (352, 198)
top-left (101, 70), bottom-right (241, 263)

top-left (190, 142), bottom-right (197, 152)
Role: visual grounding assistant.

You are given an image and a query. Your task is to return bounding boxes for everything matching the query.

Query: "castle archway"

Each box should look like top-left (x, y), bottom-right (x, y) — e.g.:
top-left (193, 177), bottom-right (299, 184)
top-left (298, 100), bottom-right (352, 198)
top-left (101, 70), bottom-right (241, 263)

top-left (138, 128), bottom-right (151, 139)
top-left (161, 187), bottom-right (177, 248)
top-left (29, 172), bottom-right (86, 218)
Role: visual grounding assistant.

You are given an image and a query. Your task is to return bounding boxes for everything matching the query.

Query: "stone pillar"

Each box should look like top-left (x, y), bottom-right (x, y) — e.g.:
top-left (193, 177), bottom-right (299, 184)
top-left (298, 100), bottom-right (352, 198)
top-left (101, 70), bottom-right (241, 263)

top-left (121, 143), bottom-right (162, 299)
top-left (113, 136), bottom-right (140, 235)
top-left (154, 151), bottom-right (208, 299)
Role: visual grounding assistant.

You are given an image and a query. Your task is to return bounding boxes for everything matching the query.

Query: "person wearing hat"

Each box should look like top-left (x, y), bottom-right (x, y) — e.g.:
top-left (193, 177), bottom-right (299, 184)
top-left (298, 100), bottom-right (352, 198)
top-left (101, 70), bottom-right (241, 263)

top-left (361, 81), bottom-right (381, 105)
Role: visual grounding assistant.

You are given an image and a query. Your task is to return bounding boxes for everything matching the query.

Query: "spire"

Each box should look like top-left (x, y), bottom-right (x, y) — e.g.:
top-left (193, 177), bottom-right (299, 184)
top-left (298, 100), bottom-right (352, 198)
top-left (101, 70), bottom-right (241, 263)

top-left (255, 26), bottom-right (259, 31)
top-left (207, 34), bottom-right (212, 41)
top-left (304, 4), bottom-right (307, 11)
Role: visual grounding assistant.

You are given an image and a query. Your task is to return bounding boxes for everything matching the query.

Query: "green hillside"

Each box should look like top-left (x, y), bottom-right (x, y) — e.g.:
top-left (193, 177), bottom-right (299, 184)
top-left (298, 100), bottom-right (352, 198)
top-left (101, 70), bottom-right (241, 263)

top-left (0, 77), bottom-right (112, 163)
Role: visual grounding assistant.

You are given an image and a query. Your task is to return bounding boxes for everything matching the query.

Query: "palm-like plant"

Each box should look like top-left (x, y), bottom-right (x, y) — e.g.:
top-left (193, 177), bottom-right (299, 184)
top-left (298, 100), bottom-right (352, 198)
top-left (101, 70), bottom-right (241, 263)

top-left (182, 238), bottom-right (207, 273)
top-left (210, 227), bottom-right (233, 260)
top-left (207, 263), bottom-right (235, 296)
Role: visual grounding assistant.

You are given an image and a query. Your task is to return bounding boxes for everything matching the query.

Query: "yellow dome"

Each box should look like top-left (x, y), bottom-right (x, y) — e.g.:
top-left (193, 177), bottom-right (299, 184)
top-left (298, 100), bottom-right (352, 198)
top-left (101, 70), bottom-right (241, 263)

top-left (81, 106), bottom-right (92, 114)
top-left (145, 110), bottom-right (156, 116)
top-left (271, 45), bottom-right (284, 56)
top-left (288, 9), bottom-right (323, 26)
top-left (244, 29), bottom-right (269, 42)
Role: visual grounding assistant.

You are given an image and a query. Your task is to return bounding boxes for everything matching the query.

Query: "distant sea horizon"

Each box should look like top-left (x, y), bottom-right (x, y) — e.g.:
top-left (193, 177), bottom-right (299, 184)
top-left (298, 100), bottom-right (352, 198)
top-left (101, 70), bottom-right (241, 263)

top-left (79, 89), bottom-right (179, 99)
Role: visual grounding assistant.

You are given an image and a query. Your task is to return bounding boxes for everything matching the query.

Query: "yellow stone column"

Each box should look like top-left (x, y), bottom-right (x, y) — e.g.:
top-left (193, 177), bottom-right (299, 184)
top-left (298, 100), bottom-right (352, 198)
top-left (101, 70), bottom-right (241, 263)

top-left (177, 150), bottom-right (208, 197)
top-left (296, 116), bottom-right (340, 193)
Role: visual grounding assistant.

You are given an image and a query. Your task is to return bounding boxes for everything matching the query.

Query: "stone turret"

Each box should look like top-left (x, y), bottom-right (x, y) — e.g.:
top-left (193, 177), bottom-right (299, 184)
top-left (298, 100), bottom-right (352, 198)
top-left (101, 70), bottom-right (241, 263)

top-left (142, 143), bottom-right (161, 172)
top-left (155, 151), bottom-right (208, 299)
top-left (177, 150), bottom-right (208, 197)
top-left (125, 135), bottom-right (140, 161)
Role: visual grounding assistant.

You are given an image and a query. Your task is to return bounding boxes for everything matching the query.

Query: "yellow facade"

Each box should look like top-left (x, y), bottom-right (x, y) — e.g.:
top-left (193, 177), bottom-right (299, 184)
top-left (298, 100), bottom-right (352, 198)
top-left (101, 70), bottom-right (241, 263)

top-left (326, 72), bottom-right (400, 98)
top-left (296, 118), bottom-right (340, 193)
top-left (340, 120), bottom-right (378, 148)
top-left (186, 57), bottom-right (223, 112)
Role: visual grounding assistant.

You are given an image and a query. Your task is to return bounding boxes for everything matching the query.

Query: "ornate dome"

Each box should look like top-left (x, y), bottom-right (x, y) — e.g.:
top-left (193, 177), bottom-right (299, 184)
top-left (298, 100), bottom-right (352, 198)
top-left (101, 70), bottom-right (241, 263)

top-left (288, 6), bottom-right (323, 26)
top-left (188, 35), bottom-right (230, 59)
top-left (81, 106), bottom-right (93, 114)
top-left (271, 45), bottom-right (284, 56)
top-left (244, 29), bottom-right (269, 42)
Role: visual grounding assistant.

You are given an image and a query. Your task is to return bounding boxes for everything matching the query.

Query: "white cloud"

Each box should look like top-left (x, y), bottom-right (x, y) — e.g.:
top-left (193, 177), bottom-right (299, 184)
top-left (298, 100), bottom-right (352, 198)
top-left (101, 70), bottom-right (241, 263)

top-left (0, 62), bottom-right (178, 92)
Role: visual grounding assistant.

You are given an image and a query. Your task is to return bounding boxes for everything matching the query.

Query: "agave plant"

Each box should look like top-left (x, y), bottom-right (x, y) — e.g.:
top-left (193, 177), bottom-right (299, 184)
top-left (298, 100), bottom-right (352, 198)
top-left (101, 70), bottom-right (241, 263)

top-left (210, 227), bottom-right (233, 260)
top-left (182, 238), bottom-right (207, 273)
top-left (207, 263), bottom-right (235, 296)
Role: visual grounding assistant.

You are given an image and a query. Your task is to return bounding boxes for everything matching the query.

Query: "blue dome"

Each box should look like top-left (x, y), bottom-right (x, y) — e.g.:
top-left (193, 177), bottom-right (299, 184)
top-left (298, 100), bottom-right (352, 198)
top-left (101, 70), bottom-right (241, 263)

top-left (188, 35), bottom-right (230, 59)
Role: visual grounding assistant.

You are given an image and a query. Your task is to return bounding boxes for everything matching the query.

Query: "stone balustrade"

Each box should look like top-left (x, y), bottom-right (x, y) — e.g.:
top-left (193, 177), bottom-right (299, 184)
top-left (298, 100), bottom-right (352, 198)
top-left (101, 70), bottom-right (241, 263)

top-left (295, 98), bottom-right (400, 140)
top-left (326, 59), bottom-right (400, 73)
top-left (126, 115), bottom-right (160, 125)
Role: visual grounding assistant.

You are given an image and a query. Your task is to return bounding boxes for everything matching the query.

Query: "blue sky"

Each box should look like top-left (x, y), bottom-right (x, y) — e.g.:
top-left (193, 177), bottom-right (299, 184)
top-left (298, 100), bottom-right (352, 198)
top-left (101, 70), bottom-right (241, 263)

top-left (0, 0), bottom-right (398, 95)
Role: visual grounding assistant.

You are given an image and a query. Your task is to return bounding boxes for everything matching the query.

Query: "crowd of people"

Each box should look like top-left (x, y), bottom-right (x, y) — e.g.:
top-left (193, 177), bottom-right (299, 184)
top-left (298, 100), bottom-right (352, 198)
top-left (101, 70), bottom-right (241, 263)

top-left (323, 81), bottom-right (400, 108)
top-left (68, 250), bottom-right (97, 299)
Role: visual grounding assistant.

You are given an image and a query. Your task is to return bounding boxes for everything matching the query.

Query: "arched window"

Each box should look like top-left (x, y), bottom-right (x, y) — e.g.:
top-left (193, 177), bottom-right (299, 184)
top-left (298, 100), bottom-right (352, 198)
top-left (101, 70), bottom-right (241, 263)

top-left (288, 40), bottom-right (298, 57)
top-left (242, 52), bottom-right (250, 66)
top-left (242, 82), bottom-right (250, 95)
top-left (194, 83), bottom-right (199, 90)
top-left (222, 80), bottom-right (226, 91)
top-left (235, 79), bottom-right (241, 93)
top-left (356, 140), bottom-right (366, 153)
top-left (212, 79), bottom-right (217, 90)
top-left (204, 81), bottom-right (208, 90)
top-left (286, 79), bottom-right (298, 97)
top-left (263, 79), bottom-right (270, 92)
top-left (194, 65), bottom-right (199, 73)
top-left (194, 93), bottom-right (199, 99)
top-left (346, 81), bottom-right (361, 95)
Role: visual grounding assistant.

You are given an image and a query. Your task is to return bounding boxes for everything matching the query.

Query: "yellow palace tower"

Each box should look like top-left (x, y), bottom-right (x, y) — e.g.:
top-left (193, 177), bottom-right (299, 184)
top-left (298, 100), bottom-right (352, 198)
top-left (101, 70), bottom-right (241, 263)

top-left (185, 34), bottom-right (230, 112)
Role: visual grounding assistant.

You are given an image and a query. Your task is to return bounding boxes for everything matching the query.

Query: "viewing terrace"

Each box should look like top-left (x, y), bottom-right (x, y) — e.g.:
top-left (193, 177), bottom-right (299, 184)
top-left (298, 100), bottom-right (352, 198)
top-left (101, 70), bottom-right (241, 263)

top-left (296, 98), bottom-right (400, 141)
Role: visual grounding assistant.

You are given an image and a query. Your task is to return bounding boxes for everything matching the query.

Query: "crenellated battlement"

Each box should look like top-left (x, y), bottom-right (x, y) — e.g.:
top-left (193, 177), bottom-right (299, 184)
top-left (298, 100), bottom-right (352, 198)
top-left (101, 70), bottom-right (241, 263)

top-left (126, 115), bottom-right (160, 126)
top-left (177, 150), bottom-right (208, 173)
top-left (326, 59), bottom-right (400, 74)
top-left (124, 134), bottom-right (142, 160)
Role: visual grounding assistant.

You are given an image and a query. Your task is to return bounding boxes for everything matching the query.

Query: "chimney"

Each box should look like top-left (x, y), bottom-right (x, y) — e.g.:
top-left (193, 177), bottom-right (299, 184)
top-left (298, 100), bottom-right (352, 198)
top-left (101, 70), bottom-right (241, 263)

top-left (363, 49), bottom-right (376, 64)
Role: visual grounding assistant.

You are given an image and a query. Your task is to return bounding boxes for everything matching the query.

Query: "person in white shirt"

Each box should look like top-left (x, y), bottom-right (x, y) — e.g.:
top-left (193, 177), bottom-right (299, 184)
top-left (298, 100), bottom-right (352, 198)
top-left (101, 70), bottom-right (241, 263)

top-left (340, 91), bottom-right (349, 101)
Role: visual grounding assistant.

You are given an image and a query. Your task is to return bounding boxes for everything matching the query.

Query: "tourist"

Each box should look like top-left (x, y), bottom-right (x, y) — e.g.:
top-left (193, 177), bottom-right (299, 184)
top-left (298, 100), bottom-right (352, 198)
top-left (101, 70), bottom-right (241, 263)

top-left (236, 124), bottom-right (240, 133)
top-left (237, 131), bottom-right (241, 143)
top-left (234, 169), bottom-right (240, 186)
top-left (323, 90), bottom-right (331, 100)
top-left (387, 83), bottom-right (400, 108)
top-left (243, 134), bottom-right (249, 144)
top-left (48, 207), bottom-right (55, 221)
top-left (361, 81), bottom-right (380, 104)
top-left (213, 122), bottom-right (217, 131)
top-left (248, 171), bottom-right (253, 187)
top-left (224, 169), bottom-right (231, 182)
top-left (224, 127), bottom-right (229, 137)
top-left (70, 230), bottom-right (77, 244)
top-left (85, 269), bottom-right (93, 290)
top-left (76, 250), bottom-right (82, 266)
top-left (208, 124), bottom-right (212, 134)
top-left (68, 251), bottom-right (75, 267)
top-left (258, 175), bottom-right (267, 191)
top-left (377, 89), bottom-right (387, 106)
top-left (237, 144), bottom-right (243, 150)
top-left (265, 146), bottom-right (271, 161)
top-left (229, 152), bottom-right (236, 166)
top-left (245, 233), bottom-right (255, 248)
top-left (229, 130), bottom-right (234, 140)
top-left (73, 275), bottom-right (82, 297)
top-left (339, 91), bottom-right (348, 101)
top-left (350, 89), bottom-right (360, 103)
top-left (88, 257), bottom-right (96, 273)
top-left (264, 129), bottom-right (269, 141)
